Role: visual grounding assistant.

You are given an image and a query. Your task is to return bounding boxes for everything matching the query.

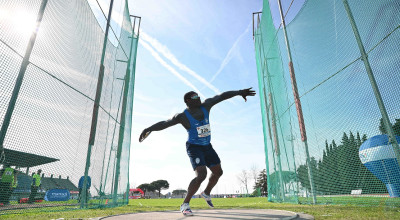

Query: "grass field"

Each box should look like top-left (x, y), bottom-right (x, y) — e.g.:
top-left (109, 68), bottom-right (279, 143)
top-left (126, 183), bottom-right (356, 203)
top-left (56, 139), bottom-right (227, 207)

top-left (1, 197), bottom-right (400, 219)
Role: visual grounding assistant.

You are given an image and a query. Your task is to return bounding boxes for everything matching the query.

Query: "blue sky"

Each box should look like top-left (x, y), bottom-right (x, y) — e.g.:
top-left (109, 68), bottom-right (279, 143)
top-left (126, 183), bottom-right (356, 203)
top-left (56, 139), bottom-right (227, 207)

top-left (85, 0), bottom-right (307, 195)
top-left (35, 0), bottom-right (397, 196)
top-left (127, 0), bottom-right (265, 194)
top-left (123, 0), bottom-right (311, 195)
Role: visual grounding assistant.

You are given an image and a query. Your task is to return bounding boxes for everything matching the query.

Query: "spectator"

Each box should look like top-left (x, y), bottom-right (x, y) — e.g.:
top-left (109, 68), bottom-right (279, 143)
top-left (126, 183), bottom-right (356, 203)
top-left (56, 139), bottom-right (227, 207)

top-left (7, 171), bottom-right (19, 204)
top-left (28, 169), bottom-right (42, 204)
top-left (0, 163), bottom-right (14, 205)
top-left (78, 175), bottom-right (91, 203)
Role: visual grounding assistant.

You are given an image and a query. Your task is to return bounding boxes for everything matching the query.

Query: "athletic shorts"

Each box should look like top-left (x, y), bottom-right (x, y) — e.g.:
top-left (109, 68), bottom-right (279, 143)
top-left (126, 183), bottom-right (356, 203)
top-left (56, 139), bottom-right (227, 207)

top-left (186, 142), bottom-right (221, 170)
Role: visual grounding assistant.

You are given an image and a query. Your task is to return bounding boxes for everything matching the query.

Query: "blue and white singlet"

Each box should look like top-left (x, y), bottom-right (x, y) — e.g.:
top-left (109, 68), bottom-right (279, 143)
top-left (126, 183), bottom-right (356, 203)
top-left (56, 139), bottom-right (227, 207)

top-left (184, 106), bottom-right (211, 146)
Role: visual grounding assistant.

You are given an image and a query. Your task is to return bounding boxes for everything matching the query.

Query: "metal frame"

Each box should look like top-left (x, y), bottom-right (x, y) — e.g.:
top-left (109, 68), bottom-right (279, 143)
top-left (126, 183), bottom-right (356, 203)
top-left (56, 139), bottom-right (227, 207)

top-left (252, 12), bottom-right (262, 39)
top-left (130, 15), bottom-right (142, 37)
top-left (276, 0), bottom-right (316, 204)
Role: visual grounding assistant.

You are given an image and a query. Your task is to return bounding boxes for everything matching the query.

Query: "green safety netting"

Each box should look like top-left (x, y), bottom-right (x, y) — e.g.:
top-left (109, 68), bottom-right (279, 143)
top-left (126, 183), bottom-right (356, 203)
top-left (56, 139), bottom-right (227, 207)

top-left (255, 0), bottom-right (400, 206)
top-left (0, 0), bottom-right (139, 214)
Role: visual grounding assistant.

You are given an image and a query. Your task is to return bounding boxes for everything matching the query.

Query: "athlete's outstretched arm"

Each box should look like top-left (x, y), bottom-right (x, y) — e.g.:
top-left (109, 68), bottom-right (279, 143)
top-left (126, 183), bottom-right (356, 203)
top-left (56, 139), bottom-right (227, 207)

top-left (203, 87), bottom-right (256, 109)
top-left (139, 114), bottom-right (180, 142)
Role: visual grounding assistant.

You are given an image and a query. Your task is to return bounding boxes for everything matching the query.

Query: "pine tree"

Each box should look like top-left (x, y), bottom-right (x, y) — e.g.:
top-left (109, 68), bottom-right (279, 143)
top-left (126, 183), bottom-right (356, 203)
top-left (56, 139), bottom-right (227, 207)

top-left (332, 140), bottom-right (337, 150)
top-left (255, 169), bottom-right (268, 196)
top-left (356, 132), bottom-right (361, 147)
top-left (319, 150), bottom-right (328, 194)
top-left (330, 140), bottom-right (339, 194)
top-left (325, 140), bottom-right (330, 155)
top-left (297, 164), bottom-right (310, 192)
top-left (338, 132), bottom-right (353, 194)
top-left (348, 132), bottom-right (359, 192)
top-left (342, 132), bottom-right (349, 145)
top-left (362, 134), bottom-right (367, 143)
top-left (392, 119), bottom-right (400, 136)
top-left (310, 157), bottom-right (319, 194)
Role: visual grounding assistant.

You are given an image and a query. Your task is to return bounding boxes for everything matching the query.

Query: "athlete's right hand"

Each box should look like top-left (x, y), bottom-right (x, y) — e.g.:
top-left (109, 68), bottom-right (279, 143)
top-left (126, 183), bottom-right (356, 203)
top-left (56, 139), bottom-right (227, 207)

top-left (139, 129), bottom-right (151, 142)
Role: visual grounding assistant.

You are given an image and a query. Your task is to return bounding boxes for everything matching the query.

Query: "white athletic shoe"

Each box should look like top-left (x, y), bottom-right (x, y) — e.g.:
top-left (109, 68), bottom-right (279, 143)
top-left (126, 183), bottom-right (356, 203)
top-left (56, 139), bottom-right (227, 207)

top-left (180, 203), bottom-right (193, 216)
top-left (200, 191), bottom-right (214, 208)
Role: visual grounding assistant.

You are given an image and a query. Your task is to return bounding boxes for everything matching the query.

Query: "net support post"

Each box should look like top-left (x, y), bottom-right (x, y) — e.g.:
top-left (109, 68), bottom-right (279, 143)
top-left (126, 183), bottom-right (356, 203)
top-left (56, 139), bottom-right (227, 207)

top-left (82, 0), bottom-right (115, 209)
top-left (0, 0), bottom-right (48, 159)
top-left (277, 0), bottom-right (316, 204)
top-left (261, 87), bottom-right (272, 201)
top-left (342, 0), bottom-right (400, 167)
top-left (126, 16), bottom-right (140, 204)
top-left (254, 24), bottom-right (284, 202)
top-left (254, 29), bottom-right (273, 201)
top-left (113, 15), bottom-right (141, 205)
top-left (252, 12), bottom-right (262, 40)
top-left (130, 15), bottom-right (142, 37)
top-left (268, 93), bottom-right (285, 202)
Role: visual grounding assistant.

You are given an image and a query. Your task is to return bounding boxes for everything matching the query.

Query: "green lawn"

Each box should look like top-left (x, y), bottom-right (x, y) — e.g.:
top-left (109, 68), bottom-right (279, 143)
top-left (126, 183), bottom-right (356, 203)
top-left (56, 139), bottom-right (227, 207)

top-left (1, 197), bottom-right (400, 219)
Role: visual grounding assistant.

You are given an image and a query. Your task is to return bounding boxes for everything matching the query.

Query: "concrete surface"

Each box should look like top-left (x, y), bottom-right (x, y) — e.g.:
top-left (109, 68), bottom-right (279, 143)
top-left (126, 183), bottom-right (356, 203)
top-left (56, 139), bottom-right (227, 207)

top-left (101, 209), bottom-right (314, 220)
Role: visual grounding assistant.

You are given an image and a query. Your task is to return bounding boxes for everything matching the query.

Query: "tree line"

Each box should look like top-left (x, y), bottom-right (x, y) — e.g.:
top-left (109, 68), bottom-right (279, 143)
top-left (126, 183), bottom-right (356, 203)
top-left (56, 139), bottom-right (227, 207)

top-left (237, 165), bottom-right (268, 196)
top-left (137, 180), bottom-right (169, 197)
top-left (296, 118), bottom-right (400, 195)
top-left (254, 169), bottom-right (268, 196)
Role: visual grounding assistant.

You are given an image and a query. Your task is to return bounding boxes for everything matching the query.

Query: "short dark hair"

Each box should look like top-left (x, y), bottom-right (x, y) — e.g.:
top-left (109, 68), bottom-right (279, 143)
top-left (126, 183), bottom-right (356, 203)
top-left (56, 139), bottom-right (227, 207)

top-left (184, 91), bottom-right (197, 103)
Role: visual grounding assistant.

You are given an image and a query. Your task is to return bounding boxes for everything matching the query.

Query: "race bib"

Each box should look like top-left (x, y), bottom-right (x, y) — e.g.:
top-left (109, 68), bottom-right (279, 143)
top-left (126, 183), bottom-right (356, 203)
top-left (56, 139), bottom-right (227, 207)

top-left (196, 124), bottom-right (211, 137)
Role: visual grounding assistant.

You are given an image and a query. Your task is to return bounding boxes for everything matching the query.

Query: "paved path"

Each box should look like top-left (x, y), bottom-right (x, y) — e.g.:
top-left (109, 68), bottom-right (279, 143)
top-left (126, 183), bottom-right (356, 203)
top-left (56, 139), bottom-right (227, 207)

top-left (101, 209), bottom-right (314, 220)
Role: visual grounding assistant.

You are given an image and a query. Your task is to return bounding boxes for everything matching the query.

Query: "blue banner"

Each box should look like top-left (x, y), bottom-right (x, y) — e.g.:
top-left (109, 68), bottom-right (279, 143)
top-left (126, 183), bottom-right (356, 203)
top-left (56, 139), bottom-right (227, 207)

top-left (45, 189), bottom-right (70, 201)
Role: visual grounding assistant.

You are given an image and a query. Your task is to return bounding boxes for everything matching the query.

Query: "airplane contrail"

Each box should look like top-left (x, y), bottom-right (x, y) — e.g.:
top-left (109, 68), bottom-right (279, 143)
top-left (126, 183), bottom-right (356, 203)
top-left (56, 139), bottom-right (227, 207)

top-left (209, 22), bottom-right (251, 83)
top-left (139, 39), bottom-right (206, 98)
top-left (140, 32), bottom-right (221, 94)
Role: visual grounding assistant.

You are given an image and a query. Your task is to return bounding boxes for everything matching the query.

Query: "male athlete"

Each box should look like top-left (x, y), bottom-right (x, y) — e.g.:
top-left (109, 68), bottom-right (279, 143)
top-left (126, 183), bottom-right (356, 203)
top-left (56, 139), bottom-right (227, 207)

top-left (139, 88), bottom-right (256, 216)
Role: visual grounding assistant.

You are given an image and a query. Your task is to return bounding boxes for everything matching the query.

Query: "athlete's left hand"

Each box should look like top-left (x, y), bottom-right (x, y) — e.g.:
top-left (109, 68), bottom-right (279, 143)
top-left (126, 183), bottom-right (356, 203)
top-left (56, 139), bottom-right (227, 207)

top-left (240, 87), bottom-right (256, 102)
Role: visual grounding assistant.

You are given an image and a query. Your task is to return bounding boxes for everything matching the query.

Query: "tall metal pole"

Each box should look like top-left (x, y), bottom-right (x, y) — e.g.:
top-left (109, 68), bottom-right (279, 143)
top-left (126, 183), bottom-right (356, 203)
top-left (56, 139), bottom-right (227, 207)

top-left (256, 53), bottom-right (273, 200)
top-left (112, 24), bottom-right (136, 205)
top-left (254, 13), bottom-right (282, 201)
top-left (269, 93), bottom-right (285, 201)
top-left (81, 0), bottom-right (115, 208)
top-left (254, 13), bottom-right (273, 201)
top-left (0, 0), bottom-right (48, 160)
top-left (277, 0), bottom-right (316, 204)
top-left (124, 15), bottom-right (140, 204)
top-left (287, 130), bottom-right (300, 203)
top-left (262, 88), bottom-right (273, 201)
top-left (342, 0), bottom-right (400, 167)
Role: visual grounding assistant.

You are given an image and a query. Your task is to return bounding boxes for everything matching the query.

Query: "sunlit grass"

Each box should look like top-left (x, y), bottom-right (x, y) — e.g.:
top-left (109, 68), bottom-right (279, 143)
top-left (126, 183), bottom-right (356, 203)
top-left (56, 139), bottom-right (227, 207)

top-left (1, 197), bottom-right (400, 219)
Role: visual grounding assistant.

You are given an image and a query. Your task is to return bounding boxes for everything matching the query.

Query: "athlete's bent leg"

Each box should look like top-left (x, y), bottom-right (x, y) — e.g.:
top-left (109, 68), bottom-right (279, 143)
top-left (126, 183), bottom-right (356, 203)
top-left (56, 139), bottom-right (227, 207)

top-left (204, 164), bottom-right (223, 195)
top-left (183, 166), bottom-right (207, 203)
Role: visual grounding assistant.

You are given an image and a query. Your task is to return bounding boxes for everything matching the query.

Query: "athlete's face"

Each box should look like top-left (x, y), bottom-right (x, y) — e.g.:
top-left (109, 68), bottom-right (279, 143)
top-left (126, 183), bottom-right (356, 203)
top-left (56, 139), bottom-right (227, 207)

top-left (187, 93), bottom-right (201, 107)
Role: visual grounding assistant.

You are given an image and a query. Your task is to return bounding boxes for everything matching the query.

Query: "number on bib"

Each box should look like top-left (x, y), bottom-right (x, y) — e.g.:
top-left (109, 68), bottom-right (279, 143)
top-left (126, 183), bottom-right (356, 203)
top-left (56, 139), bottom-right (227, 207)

top-left (196, 124), bottom-right (211, 137)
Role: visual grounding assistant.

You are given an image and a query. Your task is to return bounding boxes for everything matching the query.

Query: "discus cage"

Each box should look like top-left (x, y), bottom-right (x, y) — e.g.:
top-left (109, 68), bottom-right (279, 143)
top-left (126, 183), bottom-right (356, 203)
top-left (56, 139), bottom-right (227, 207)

top-left (253, 0), bottom-right (400, 206)
top-left (0, 0), bottom-right (140, 215)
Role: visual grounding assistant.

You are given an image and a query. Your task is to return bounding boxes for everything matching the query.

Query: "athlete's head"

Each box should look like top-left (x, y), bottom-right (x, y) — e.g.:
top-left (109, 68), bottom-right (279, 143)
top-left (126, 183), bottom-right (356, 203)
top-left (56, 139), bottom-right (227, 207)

top-left (184, 91), bottom-right (201, 108)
